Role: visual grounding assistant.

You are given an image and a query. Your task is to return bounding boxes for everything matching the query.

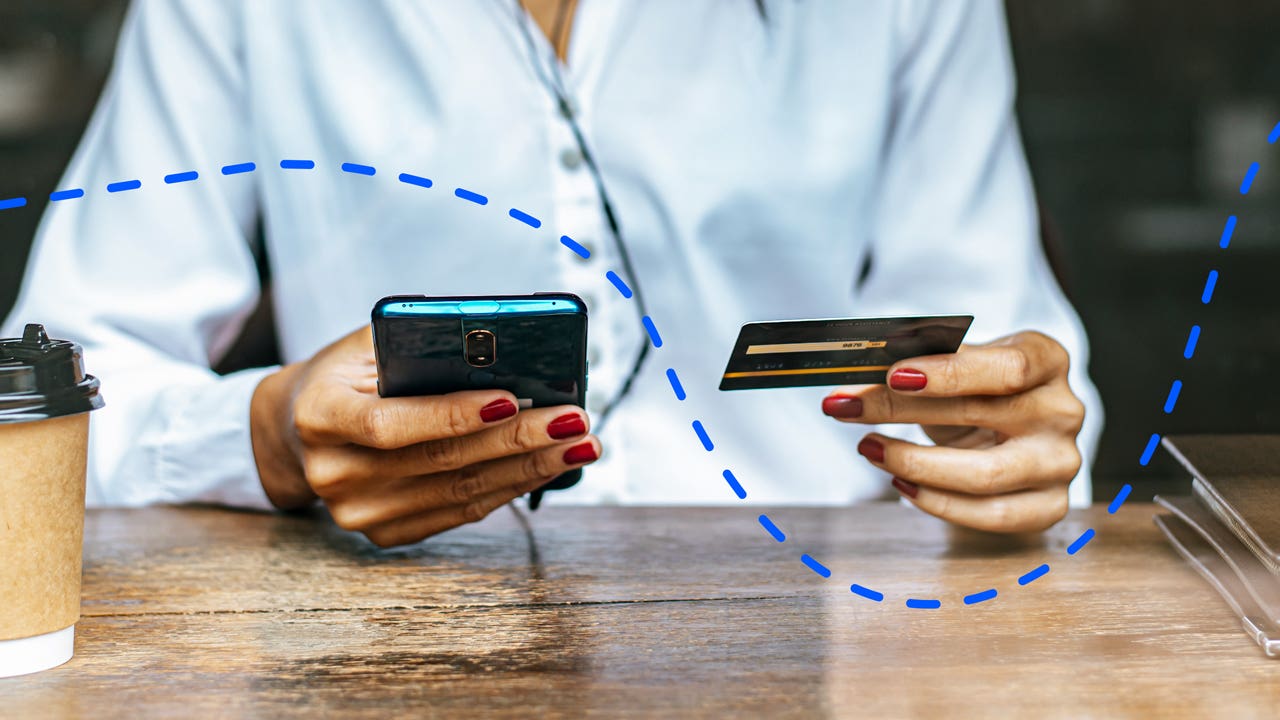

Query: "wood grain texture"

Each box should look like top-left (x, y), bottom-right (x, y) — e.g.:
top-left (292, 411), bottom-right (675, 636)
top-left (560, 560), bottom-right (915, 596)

top-left (3, 502), bottom-right (1279, 718)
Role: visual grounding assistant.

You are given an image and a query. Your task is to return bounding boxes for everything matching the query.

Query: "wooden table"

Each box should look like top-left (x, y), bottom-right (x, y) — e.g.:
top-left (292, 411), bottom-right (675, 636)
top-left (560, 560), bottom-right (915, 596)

top-left (3, 502), bottom-right (1278, 718)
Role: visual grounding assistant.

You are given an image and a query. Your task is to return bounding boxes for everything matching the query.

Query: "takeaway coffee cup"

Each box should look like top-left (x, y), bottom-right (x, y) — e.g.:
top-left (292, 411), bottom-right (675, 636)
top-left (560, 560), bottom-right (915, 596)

top-left (0, 324), bottom-right (102, 678)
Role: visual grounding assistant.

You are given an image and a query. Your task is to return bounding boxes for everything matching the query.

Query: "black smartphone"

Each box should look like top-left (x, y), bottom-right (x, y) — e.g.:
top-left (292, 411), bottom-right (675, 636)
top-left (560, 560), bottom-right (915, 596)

top-left (371, 293), bottom-right (588, 509)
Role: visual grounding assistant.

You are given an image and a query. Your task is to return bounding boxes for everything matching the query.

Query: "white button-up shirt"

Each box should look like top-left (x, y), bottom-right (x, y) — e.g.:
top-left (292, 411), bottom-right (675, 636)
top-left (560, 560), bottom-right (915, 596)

top-left (3, 0), bottom-right (1102, 509)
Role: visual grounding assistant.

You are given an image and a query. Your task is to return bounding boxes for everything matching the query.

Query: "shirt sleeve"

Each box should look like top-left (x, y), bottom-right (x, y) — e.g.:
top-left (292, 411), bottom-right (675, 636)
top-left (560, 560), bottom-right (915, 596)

top-left (855, 0), bottom-right (1104, 506)
top-left (1, 0), bottom-right (277, 509)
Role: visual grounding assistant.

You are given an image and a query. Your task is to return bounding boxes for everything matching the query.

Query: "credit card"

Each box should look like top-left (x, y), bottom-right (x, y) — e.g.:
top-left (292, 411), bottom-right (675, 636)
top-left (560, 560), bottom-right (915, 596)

top-left (719, 315), bottom-right (973, 390)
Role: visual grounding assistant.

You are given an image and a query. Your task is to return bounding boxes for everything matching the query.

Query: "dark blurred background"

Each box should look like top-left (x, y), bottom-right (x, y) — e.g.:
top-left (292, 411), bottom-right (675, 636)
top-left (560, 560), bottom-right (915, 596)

top-left (1, 1), bottom-right (1278, 501)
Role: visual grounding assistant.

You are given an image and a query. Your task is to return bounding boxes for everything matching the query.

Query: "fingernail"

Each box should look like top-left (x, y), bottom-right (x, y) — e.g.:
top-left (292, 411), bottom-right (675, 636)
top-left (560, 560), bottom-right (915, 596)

top-left (892, 477), bottom-right (919, 499)
top-left (821, 396), bottom-right (863, 419)
top-left (563, 442), bottom-right (599, 465)
top-left (857, 437), bottom-right (884, 463)
top-left (547, 413), bottom-right (588, 440)
top-left (480, 399), bottom-right (518, 423)
top-left (889, 368), bottom-right (928, 391)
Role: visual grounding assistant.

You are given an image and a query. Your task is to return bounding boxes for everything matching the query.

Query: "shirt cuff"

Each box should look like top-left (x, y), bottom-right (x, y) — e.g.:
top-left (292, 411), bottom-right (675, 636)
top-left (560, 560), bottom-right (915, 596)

top-left (157, 365), bottom-right (279, 511)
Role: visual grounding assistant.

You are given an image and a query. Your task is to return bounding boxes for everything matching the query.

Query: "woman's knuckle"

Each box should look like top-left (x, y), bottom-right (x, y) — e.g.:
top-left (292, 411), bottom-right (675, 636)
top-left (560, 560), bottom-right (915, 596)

top-left (977, 454), bottom-right (1009, 493)
top-left (443, 401), bottom-right (473, 438)
top-left (930, 491), bottom-right (954, 520)
top-left (1042, 334), bottom-right (1070, 372)
top-left (1004, 348), bottom-right (1033, 392)
top-left (511, 418), bottom-right (545, 452)
top-left (1065, 396), bottom-right (1087, 433)
top-left (447, 468), bottom-right (484, 505)
top-left (360, 406), bottom-right (396, 449)
top-left (1050, 490), bottom-right (1070, 523)
top-left (420, 438), bottom-right (465, 472)
top-left (461, 499), bottom-right (491, 524)
top-left (292, 399), bottom-right (324, 441)
top-left (985, 498), bottom-right (1016, 531)
top-left (887, 442), bottom-right (912, 475)
top-left (1057, 445), bottom-right (1083, 482)
top-left (329, 503), bottom-right (368, 531)
top-left (1042, 391), bottom-right (1085, 435)
top-left (958, 397), bottom-right (990, 428)
top-left (303, 454), bottom-right (343, 492)
top-left (526, 450), bottom-right (560, 481)
top-left (939, 361), bottom-right (963, 393)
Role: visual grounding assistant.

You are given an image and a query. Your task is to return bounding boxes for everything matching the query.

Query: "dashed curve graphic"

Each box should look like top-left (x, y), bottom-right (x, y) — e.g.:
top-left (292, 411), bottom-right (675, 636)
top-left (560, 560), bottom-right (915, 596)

top-left (3, 127), bottom-right (1275, 607)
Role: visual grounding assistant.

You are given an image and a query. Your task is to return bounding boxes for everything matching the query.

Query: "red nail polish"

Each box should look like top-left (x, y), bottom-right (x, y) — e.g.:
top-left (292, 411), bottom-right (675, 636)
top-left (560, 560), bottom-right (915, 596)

top-left (563, 442), bottom-right (599, 465)
top-left (480, 399), bottom-right (517, 423)
top-left (822, 396), bottom-right (863, 419)
top-left (857, 437), bottom-right (885, 463)
top-left (889, 368), bottom-right (927, 391)
top-left (547, 413), bottom-right (587, 440)
top-left (892, 477), bottom-right (919, 499)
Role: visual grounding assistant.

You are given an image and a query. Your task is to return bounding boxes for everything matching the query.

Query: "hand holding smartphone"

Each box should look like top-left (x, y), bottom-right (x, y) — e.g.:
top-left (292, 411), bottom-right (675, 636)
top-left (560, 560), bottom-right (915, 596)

top-left (372, 293), bottom-right (592, 509)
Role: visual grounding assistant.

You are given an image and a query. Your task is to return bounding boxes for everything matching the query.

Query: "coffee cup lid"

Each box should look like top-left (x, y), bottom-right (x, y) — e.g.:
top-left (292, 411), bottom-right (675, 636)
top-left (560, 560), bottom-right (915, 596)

top-left (0, 324), bottom-right (103, 423)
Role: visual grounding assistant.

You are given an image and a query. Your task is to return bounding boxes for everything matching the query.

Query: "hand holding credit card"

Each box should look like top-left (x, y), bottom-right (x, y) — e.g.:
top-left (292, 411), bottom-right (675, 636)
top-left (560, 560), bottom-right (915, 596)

top-left (719, 315), bottom-right (973, 390)
top-left (716, 315), bottom-right (1088, 537)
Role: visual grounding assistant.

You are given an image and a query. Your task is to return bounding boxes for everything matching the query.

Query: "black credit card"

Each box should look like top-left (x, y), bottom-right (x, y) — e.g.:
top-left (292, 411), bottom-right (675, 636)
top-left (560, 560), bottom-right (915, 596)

top-left (719, 315), bottom-right (973, 390)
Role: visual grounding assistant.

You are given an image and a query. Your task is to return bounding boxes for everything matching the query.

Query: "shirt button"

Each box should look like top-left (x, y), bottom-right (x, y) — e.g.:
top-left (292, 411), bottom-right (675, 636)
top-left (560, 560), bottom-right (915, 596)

top-left (560, 147), bottom-right (584, 171)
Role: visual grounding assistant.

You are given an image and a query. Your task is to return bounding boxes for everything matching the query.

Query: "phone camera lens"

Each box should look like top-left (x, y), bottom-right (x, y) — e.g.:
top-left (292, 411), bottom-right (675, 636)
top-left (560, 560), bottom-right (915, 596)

top-left (465, 330), bottom-right (497, 367)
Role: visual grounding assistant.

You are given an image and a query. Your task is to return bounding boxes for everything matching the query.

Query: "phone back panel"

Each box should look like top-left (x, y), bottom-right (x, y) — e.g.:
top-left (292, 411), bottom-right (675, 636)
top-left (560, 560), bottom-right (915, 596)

top-left (372, 294), bottom-right (588, 409)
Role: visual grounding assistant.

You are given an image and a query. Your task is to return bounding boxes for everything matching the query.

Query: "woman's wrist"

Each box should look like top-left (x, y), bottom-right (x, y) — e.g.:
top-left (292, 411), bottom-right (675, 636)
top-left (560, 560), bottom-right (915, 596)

top-left (249, 363), bottom-right (315, 510)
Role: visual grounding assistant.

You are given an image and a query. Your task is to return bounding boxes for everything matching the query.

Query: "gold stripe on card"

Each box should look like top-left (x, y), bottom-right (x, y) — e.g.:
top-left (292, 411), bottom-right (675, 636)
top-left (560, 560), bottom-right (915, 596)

top-left (745, 340), bottom-right (888, 355)
top-left (722, 365), bottom-right (891, 379)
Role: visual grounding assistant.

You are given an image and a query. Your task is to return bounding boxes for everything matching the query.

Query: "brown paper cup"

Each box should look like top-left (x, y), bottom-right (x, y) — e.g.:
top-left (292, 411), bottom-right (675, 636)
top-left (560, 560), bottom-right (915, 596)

top-left (0, 412), bottom-right (89, 677)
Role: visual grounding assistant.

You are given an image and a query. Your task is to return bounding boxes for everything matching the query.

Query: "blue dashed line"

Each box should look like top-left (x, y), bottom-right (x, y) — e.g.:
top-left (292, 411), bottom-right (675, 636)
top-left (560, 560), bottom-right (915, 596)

top-left (560, 235), bottom-right (590, 258)
top-left (722, 469), bottom-right (746, 499)
top-left (1270, 122), bottom-right (1280, 144)
top-left (1184, 325), bottom-right (1201, 359)
top-left (454, 188), bottom-right (488, 205)
top-left (850, 584), bottom-right (884, 602)
top-left (606, 270), bottom-right (634, 299)
top-left (107, 180), bottom-right (141, 193)
top-left (508, 208), bottom-right (541, 228)
top-left (164, 171), bottom-right (198, 184)
top-left (1201, 270), bottom-right (1218, 304)
top-left (0, 197), bottom-right (28, 211)
top-left (38, 151), bottom-right (1244, 611)
top-left (758, 514), bottom-right (785, 542)
top-left (398, 172), bottom-right (432, 189)
top-left (1108, 484), bottom-right (1131, 514)
top-left (642, 316), bottom-right (663, 347)
top-left (666, 368), bottom-right (686, 400)
top-left (1067, 528), bottom-right (1095, 555)
top-left (964, 589), bottom-right (997, 605)
top-left (49, 189), bottom-right (83, 202)
top-left (1163, 380), bottom-right (1183, 414)
top-left (1139, 433), bottom-right (1160, 466)
top-left (1220, 215), bottom-right (1237, 249)
top-left (801, 555), bottom-right (831, 578)
top-left (692, 420), bottom-right (714, 451)
top-left (1018, 564), bottom-right (1050, 586)
top-left (1240, 162), bottom-right (1259, 194)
